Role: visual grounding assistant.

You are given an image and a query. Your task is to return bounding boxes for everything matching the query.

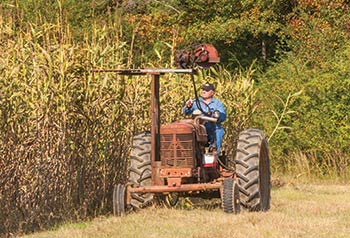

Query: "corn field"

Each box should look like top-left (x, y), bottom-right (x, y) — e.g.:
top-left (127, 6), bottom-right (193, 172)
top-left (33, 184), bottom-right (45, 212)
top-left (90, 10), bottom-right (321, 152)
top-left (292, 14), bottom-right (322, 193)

top-left (0, 11), bottom-right (257, 236)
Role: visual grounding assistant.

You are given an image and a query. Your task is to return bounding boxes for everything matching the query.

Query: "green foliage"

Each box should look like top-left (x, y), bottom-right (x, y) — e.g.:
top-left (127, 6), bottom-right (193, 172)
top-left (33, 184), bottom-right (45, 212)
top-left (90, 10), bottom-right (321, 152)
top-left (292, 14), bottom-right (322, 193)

top-left (255, 45), bottom-right (350, 176)
top-left (251, 0), bottom-right (350, 177)
top-left (175, 0), bottom-right (293, 69)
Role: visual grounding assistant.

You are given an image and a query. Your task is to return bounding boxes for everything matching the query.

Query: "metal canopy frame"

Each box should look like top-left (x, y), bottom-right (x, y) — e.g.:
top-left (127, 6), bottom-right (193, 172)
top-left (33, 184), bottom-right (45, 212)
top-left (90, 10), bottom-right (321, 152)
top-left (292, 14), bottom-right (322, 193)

top-left (92, 68), bottom-right (195, 185)
top-left (91, 68), bottom-right (194, 75)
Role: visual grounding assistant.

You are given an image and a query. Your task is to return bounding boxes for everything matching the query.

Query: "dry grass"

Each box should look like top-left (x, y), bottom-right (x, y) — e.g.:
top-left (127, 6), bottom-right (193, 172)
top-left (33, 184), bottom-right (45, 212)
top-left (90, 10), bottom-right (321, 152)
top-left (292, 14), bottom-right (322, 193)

top-left (23, 183), bottom-right (350, 238)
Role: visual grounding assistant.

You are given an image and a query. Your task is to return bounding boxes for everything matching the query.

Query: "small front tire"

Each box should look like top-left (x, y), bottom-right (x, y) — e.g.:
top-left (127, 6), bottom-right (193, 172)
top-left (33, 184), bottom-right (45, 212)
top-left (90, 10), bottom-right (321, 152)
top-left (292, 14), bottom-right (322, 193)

top-left (113, 184), bottom-right (126, 216)
top-left (222, 178), bottom-right (240, 214)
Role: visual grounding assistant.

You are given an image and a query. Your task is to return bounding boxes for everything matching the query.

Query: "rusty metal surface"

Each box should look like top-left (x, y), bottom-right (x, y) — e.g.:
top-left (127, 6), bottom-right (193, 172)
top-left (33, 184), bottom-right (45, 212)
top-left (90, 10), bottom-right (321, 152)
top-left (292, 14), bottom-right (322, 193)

top-left (176, 43), bottom-right (220, 69)
top-left (154, 161), bottom-right (164, 186)
top-left (175, 119), bottom-right (208, 144)
top-left (161, 126), bottom-right (194, 134)
top-left (128, 182), bottom-right (222, 193)
top-left (159, 168), bottom-right (193, 177)
top-left (167, 177), bottom-right (182, 187)
top-left (160, 123), bottom-right (196, 169)
top-left (195, 125), bottom-right (207, 144)
top-left (91, 68), bottom-right (195, 75)
top-left (194, 44), bottom-right (220, 63)
top-left (126, 186), bottom-right (132, 206)
top-left (162, 119), bottom-right (207, 146)
top-left (161, 121), bottom-right (195, 132)
top-left (160, 131), bottom-right (195, 168)
top-left (220, 169), bottom-right (235, 178)
top-left (151, 74), bottom-right (160, 186)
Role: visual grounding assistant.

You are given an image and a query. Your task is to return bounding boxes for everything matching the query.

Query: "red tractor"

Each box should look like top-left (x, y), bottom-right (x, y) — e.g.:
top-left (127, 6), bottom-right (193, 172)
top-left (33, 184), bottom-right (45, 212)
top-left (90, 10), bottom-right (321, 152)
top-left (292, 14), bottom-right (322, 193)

top-left (95, 44), bottom-right (270, 215)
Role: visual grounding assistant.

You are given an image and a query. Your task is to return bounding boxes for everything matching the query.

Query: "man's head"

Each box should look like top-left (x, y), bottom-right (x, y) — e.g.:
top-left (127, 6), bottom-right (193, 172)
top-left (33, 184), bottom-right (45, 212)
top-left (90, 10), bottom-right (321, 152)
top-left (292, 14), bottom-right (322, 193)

top-left (201, 83), bottom-right (215, 99)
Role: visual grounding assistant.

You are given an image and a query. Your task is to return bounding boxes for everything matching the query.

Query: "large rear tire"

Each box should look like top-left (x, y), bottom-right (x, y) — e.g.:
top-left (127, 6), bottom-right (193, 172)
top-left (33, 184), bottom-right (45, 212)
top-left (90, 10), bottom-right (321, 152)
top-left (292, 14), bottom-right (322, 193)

top-left (235, 129), bottom-right (271, 211)
top-left (129, 132), bottom-right (154, 209)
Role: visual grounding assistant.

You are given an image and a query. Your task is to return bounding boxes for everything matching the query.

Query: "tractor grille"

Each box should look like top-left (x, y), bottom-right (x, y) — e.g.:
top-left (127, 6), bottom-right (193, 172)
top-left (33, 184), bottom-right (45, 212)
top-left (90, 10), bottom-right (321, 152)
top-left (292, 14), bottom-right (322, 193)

top-left (160, 133), bottom-right (194, 168)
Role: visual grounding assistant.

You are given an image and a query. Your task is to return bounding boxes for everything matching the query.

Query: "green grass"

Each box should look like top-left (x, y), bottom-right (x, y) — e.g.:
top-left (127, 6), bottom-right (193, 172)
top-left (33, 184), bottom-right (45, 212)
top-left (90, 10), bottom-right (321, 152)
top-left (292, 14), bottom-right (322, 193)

top-left (22, 183), bottom-right (350, 238)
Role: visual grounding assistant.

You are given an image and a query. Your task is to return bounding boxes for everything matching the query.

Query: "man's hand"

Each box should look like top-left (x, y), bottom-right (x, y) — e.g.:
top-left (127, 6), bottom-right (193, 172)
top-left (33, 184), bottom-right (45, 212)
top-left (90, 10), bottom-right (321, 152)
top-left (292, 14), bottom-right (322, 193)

top-left (185, 99), bottom-right (193, 108)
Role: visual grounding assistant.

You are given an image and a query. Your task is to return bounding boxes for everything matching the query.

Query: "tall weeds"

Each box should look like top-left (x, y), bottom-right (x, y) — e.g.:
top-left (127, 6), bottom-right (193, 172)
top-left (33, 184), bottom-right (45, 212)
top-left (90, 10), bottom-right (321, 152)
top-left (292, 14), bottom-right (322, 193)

top-left (276, 151), bottom-right (350, 182)
top-left (0, 8), bottom-right (133, 235)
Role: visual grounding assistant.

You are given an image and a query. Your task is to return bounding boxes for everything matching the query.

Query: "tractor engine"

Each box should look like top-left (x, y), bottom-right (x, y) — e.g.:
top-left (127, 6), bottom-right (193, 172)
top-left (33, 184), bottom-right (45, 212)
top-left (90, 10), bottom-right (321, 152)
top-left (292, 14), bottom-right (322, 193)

top-left (159, 119), bottom-right (219, 186)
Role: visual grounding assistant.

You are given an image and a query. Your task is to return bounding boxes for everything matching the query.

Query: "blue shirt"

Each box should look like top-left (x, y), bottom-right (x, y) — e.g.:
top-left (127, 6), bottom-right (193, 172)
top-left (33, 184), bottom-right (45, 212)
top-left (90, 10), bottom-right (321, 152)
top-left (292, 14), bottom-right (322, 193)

top-left (182, 97), bottom-right (226, 129)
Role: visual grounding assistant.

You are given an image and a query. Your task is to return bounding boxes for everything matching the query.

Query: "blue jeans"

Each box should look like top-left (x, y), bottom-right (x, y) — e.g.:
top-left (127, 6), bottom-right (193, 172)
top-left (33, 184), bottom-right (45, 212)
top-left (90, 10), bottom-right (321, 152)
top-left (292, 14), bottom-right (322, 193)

top-left (205, 124), bottom-right (224, 154)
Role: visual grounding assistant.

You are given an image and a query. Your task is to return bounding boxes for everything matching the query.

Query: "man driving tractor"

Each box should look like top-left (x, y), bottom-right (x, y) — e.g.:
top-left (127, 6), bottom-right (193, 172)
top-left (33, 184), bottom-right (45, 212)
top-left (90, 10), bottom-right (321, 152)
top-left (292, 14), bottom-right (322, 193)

top-left (110, 44), bottom-right (270, 216)
top-left (182, 82), bottom-right (226, 154)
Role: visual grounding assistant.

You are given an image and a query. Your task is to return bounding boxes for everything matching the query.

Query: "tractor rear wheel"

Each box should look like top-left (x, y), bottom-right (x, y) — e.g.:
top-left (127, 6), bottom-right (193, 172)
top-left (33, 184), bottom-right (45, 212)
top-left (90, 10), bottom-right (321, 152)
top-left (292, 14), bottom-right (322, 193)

top-left (222, 178), bottom-right (240, 214)
top-left (235, 129), bottom-right (271, 211)
top-left (129, 132), bottom-right (154, 209)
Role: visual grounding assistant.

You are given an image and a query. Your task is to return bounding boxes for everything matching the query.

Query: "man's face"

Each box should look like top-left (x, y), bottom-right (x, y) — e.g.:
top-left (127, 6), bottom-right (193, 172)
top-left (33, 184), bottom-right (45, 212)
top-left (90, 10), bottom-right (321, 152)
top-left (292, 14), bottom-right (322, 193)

top-left (201, 89), bottom-right (214, 100)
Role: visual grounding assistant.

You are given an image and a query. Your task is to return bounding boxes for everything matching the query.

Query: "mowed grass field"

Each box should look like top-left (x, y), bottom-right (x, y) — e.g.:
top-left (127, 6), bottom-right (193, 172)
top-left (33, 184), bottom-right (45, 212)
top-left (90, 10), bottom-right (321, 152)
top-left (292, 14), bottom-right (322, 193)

top-left (23, 183), bottom-right (350, 238)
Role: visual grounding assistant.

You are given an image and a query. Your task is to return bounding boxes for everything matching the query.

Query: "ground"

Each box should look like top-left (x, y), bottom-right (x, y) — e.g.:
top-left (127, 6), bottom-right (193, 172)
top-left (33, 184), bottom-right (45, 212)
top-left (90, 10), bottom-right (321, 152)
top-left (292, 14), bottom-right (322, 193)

top-left (22, 183), bottom-right (350, 238)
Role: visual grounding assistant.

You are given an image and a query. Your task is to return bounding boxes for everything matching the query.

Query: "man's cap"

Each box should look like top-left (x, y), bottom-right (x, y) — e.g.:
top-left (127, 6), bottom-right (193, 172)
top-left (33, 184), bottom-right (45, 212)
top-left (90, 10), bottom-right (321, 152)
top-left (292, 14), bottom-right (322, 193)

top-left (201, 83), bottom-right (215, 91)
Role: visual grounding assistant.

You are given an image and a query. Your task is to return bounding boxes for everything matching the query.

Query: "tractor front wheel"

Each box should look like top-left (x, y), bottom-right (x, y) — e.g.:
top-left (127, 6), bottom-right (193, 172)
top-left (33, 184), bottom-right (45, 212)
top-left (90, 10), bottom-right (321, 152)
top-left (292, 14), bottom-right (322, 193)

top-left (129, 132), bottom-right (154, 210)
top-left (235, 129), bottom-right (271, 211)
top-left (222, 178), bottom-right (240, 214)
top-left (113, 184), bottom-right (126, 216)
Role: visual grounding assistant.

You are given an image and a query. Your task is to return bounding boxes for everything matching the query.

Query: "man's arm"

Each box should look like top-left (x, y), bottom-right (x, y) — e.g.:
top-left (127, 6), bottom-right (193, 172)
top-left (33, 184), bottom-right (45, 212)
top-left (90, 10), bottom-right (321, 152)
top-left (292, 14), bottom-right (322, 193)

top-left (183, 99), bottom-right (202, 115)
top-left (183, 99), bottom-right (194, 115)
top-left (182, 105), bottom-right (193, 115)
top-left (215, 100), bottom-right (226, 123)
